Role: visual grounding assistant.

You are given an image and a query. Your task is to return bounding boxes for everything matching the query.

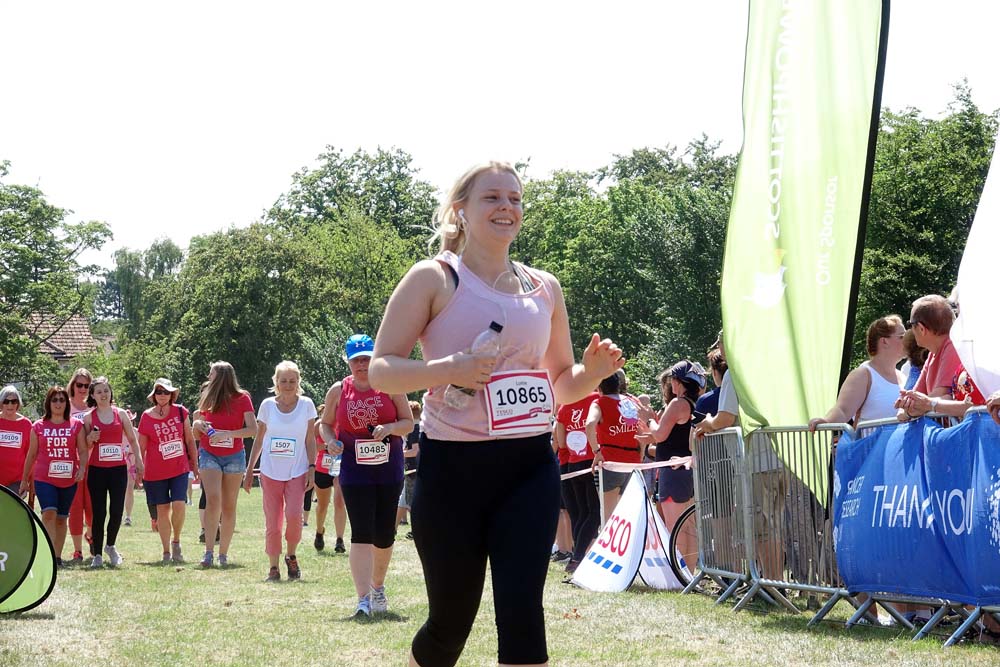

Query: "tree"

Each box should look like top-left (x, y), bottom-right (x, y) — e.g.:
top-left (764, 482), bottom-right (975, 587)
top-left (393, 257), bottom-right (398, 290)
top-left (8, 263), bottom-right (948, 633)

top-left (268, 146), bottom-right (439, 246)
top-left (0, 160), bottom-right (111, 396)
top-left (854, 82), bottom-right (998, 361)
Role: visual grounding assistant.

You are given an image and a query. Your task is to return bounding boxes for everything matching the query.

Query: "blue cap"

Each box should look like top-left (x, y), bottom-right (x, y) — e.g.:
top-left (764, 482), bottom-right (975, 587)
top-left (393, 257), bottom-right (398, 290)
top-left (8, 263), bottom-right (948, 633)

top-left (345, 334), bottom-right (374, 361)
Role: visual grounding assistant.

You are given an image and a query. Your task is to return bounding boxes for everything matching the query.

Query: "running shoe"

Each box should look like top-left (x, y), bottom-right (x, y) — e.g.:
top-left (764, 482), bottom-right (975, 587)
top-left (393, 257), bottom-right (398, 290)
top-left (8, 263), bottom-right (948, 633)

top-left (123, 516), bottom-right (132, 527)
top-left (218, 553), bottom-right (229, 568)
top-left (171, 541), bottom-right (184, 563)
top-left (370, 586), bottom-right (388, 613)
top-left (285, 554), bottom-right (301, 580)
top-left (314, 531), bottom-right (325, 551)
top-left (200, 552), bottom-right (214, 568)
top-left (162, 552), bottom-right (171, 564)
top-left (565, 559), bottom-right (580, 574)
top-left (55, 557), bottom-right (64, 569)
top-left (90, 555), bottom-right (103, 569)
top-left (334, 537), bottom-right (346, 553)
top-left (266, 566), bottom-right (280, 582)
top-left (550, 550), bottom-right (572, 563)
top-left (105, 545), bottom-right (124, 567)
top-left (354, 595), bottom-right (372, 618)
top-left (71, 550), bottom-right (83, 565)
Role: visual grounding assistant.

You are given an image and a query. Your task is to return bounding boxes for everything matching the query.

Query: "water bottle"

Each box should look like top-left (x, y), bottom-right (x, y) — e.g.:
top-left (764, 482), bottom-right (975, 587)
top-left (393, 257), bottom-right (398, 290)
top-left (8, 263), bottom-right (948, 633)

top-left (443, 321), bottom-right (504, 409)
top-left (205, 423), bottom-right (216, 438)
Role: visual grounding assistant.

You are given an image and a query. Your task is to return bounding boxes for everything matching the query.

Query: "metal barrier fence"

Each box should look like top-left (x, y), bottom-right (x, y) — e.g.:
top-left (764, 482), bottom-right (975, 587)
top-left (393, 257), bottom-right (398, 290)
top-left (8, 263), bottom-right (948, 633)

top-left (684, 427), bottom-right (752, 604)
top-left (686, 407), bottom-right (999, 645)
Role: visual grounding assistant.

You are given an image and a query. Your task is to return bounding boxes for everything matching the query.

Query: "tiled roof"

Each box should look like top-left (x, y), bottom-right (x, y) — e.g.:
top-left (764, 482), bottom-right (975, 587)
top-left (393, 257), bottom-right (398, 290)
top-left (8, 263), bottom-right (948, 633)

top-left (28, 313), bottom-right (99, 362)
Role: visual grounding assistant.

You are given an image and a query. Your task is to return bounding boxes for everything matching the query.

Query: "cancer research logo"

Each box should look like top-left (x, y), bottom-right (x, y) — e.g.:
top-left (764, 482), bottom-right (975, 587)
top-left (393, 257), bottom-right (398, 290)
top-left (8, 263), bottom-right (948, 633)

top-left (745, 249), bottom-right (787, 309)
top-left (988, 467), bottom-right (1000, 558)
top-left (833, 470), bottom-right (842, 500)
top-left (619, 399), bottom-right (638, 421)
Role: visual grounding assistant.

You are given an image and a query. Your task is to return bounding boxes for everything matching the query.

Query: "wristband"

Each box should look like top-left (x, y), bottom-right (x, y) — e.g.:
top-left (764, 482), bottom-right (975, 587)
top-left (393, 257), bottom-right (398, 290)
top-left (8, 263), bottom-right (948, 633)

top-left (308, 464), bottom-right (316, 469)
top-left (929, 397), bottom-right (940, 412)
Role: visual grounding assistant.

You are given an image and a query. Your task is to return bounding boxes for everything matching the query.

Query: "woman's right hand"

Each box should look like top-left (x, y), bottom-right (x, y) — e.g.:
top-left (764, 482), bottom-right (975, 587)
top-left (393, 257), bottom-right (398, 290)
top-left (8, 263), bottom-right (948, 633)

top-left (807, 417), bottom-right (827, 433)
top-left (447, 351), bottom-right (498, 391)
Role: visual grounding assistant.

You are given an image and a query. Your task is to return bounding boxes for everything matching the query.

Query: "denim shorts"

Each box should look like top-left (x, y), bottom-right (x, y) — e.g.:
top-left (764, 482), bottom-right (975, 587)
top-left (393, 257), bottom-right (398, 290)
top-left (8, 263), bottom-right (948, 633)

top-left (145, 472), bottom-right (189, 505)
top-left (35, 481), bottom-right (78, 517)
top-left (198, 448), bottom-right (247, 475)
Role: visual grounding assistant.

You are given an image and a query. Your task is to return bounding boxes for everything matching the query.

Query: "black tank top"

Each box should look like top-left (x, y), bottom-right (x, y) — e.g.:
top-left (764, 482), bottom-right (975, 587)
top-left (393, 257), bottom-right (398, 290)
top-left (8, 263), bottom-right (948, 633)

top-left (655, 397), bottom-right (695, 461)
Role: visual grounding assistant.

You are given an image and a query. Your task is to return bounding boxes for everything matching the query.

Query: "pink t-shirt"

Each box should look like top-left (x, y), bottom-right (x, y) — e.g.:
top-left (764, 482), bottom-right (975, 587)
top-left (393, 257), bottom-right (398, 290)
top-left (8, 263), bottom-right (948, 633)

top-left (198, 392), bottom-right (254, 456)
top-left (33, 419), bottom-right (83, 488)
top-left (87, 408), bottom-right (127, 468)
top-left (139, 405), bottom-right (191, 481)
top-left (419, 251), bottom-right (555, 442)
top-left (914, 337), bottom-right (962, 397)
top-left (0, 416), bottom-right (33, 485)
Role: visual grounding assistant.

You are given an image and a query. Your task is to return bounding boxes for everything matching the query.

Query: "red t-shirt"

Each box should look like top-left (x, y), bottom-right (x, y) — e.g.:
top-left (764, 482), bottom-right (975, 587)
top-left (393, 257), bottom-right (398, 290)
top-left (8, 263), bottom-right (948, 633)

top-left (88, 408), bottom-right (128, 468)
top-left (0, 416), bottom-right (33, 484)
top-left (556, 393), bottom-right (598, 464)
top-left (139, 405), bottom-right (191, 481)
top-left (595, 394), bottom-right (641, 464)
top-left (198, 392), bottom-right (254, 456)
top-left (33, 419), bottom-right (83, 488)
top-left (915, 337), bottom-right (962, 397)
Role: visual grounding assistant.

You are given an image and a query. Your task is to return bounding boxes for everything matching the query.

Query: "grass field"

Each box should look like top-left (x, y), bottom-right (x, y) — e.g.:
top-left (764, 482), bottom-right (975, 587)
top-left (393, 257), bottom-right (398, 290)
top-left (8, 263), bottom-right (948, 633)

top-left (1, 488), bottom-right (997, 666)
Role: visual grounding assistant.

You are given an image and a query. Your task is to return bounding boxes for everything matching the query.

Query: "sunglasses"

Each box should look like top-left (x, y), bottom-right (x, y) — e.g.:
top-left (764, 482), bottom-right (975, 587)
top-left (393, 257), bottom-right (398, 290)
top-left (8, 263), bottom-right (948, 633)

top-left (2, 398), bottom-right (19, 405)
top-left (905, 319), bottom-right (921, 329)
top-left (75, 382), bottom-right (91, 389)
top-left (50, 396), bottom-right (67, 403)
top-left (153, 388), bottom-right (172, 396)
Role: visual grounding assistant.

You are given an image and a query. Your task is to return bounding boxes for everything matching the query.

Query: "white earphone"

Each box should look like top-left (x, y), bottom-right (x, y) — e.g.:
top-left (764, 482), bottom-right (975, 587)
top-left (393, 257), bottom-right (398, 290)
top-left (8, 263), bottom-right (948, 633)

top-left (458, 208), bottom-right (467, 223)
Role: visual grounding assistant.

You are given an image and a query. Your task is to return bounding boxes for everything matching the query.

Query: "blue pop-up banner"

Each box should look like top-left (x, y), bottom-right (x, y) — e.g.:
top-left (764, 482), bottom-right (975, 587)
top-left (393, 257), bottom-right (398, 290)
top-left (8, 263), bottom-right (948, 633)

top-left (833, 412), bottom-right (1000, 606)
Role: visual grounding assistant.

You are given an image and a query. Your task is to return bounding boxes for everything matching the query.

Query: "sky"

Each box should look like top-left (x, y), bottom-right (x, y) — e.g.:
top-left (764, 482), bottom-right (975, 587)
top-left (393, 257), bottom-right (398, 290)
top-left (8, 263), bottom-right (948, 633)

top-left (4, 1), bottom-right (999, 269)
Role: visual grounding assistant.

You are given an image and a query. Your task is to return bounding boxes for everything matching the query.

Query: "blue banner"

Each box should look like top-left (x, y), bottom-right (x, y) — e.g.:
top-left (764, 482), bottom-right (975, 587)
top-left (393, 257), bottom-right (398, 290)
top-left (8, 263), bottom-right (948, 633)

top-left (833, 412), bottom-right (1000, 606)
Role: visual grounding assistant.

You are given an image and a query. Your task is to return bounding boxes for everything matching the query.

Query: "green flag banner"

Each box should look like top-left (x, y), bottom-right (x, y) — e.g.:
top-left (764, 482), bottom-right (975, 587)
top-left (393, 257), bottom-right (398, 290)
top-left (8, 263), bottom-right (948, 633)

top-left (0, 486), bottom-right (56, 614)
top-left (721, 0), bottom-right (889, 432)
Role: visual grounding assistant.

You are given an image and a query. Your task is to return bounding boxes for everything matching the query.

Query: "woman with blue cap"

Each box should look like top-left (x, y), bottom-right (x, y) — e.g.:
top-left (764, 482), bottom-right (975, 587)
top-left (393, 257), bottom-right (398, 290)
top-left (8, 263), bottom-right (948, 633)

top-left (319, 334), bottom-right (413, 616)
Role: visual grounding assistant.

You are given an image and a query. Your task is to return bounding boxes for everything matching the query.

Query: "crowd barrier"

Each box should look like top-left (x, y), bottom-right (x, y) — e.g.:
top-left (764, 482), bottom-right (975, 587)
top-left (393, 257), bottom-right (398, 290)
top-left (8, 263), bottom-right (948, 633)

top-left (684, 408), bottom-right (999, 645)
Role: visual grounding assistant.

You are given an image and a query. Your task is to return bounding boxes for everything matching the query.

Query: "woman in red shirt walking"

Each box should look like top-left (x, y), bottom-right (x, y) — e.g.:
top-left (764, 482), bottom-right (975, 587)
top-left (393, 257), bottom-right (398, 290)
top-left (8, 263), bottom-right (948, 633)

top-left (0, 385), bottom-right (32, 495)
top-left (20, 386), bottom-right (88, 567)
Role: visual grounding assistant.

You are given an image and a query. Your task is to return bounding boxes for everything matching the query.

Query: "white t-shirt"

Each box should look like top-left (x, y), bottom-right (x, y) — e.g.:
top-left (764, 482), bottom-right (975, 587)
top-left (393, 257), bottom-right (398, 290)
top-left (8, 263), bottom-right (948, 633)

top-left (256, 396), bottom-right (317, 481)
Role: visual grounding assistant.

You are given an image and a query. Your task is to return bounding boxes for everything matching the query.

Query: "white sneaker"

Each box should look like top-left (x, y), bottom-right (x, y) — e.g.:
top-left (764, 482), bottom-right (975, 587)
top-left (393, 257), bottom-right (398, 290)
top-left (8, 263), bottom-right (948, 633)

top-left (354, 595), bottom-right (372, 617)
top-left (104, 545), bottom-right (124, 567)
top-left (90, 555), bottom-right (103, 569)
top-left (369, 586), bottom-right (388, 613)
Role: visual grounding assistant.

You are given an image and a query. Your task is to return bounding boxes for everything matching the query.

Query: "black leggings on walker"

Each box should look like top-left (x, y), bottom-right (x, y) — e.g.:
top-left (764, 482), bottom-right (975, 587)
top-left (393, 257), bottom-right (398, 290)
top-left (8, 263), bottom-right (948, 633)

top-left (410, 433), bottom-right (560, 667)
top-left (87, 465), bottom-right (128, 553)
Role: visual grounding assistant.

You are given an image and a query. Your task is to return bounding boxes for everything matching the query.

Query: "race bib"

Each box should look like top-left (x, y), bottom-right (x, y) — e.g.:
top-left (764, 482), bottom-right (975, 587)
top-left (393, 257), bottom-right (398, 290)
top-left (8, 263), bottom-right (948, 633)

top-left (98, 444), bottom-right (124, 462)
top-left (0, 432), bottom-right (22, 449)
top-left (268, 437), bottom-right (296, 458)
top-left (355, 439), bottom-right (389, 466)
top-left (159, 440), bottom-right (184, 460)
top-left (485, 370), bottom-right (554, 436)
top-left (321, 453), bottom-right (333, 470)
top-left (48, 460), bottom-right (73, 479)
top-left (331, 453), bottom-right (342, 476)
top-left (213, 436), bottom-right (234, 449)
top-left (566, 430), bottom-right (589, 455)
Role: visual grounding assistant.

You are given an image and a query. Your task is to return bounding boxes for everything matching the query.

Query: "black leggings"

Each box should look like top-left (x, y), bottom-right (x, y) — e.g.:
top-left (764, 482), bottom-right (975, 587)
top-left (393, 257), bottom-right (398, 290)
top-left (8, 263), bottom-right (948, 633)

top-left (87, 465), bottom-right (128, 553)
top-left (340, 481), bottom-right (403, 548)
top-left (564, 460), bottom-right (601, 563)
top-left (410, 433), bottom-right (560, 667)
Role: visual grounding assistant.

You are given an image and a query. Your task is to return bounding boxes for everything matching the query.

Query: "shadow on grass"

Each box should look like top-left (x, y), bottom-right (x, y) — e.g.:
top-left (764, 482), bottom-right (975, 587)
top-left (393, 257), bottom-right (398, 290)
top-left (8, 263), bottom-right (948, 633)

top-left (0, 612), bottom-right (56, 621)
top-left (336, 611), bottom-right (410, 624)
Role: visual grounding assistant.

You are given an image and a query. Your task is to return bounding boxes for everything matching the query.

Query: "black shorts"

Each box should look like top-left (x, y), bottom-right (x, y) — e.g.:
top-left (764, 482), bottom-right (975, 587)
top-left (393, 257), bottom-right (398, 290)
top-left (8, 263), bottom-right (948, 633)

top-left (657, 465), bottom-right (694, 503)
top-left (314, 470), bottom-right (335, 490)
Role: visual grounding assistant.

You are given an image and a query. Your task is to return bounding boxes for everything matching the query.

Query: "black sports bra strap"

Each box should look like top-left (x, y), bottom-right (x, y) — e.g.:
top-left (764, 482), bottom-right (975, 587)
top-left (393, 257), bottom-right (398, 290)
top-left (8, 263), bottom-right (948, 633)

top-left (437, 259), bottom-right (460, 288)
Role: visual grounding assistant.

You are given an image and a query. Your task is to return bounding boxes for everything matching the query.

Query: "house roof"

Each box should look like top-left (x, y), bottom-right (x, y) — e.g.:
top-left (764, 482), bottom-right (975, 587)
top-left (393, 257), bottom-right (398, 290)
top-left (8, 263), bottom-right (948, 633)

top-left (28, 313), bottom-right (99, 363)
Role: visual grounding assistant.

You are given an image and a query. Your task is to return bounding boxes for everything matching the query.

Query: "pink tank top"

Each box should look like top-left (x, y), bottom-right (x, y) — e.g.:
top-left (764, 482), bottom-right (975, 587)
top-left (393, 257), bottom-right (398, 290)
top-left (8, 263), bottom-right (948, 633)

top-left (419, 251), bottom-right (555, 441)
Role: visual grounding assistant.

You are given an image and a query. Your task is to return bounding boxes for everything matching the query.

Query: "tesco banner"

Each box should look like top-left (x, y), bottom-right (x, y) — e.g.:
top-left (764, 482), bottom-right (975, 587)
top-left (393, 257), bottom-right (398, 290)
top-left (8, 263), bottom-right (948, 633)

top-left (833, 411), bottom-right (1000, 606)
top-left (572, 471), bottom-right (681, 592)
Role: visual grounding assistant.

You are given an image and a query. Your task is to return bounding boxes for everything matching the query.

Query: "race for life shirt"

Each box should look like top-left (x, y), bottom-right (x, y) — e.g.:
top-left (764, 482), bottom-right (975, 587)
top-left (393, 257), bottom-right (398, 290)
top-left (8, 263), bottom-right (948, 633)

top-left (198, 392), bottom-right (254, 456)
top-left (336, 375), bottom-right (403, 486)
top-left (139, 405), bottom-right (191, 482)
top-left (0, 416), bottom-right (33, 485)
top-left (595, 394), bottom-right (642, 464)
top-left (914, 337), bottom-right (962, 397)
top-left (257, 397), bottom-right (316, 482)
top-left (33, 419), bottom-right (83, 488)
top-left (88, 408), bottom-right (127, 468)
top-left (556, 393), bottom-right (598, 464)
top-left (419, 251), bottom-right (556, 442)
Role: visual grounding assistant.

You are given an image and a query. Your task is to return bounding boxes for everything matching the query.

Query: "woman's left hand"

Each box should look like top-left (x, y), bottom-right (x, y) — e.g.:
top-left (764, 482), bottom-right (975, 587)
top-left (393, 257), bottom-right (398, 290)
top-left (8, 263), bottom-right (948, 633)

top-left (582, 334), bottom-right (624, 380)
top-left (371, 424), bottom-right (389, 441)
top-left (305, 468), bottom-right (315, 492)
